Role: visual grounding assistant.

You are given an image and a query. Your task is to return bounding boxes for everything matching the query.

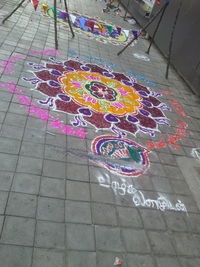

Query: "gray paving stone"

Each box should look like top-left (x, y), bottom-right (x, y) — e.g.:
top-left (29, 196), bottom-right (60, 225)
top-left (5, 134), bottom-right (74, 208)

top-left (140, 209), bottom-right (166, 230)
top-left (91, 183), bottom-right (115, 204)
top-left (4, 113), bottom-right (27, 127)
top-left (151, 176), bottom-right (173, 193)
top-left (0, 112), bottom-right (6, 123)
top-left (66, 163), bottom-right (89, 182)
top-left (95, 226), bottom-right (124, 252)
top-left (35, 221), bottom-right (65, 249)
top-left (0, 244), bottom-right (32, 267)
top-left (0, 153), bottom-right (18, 171)
top-left (174, 233), bottom-right (200, 256)
top-left (0, 215), bottom-right (4, 233)
top-left (164, 212), bottom-right (188, 232)
top-left (43, 159), bottom-right (65, 179)
top-left (0, 191), bottom-right (8, 214)
top-left (44, 144), bottom-right (66, 162)
top-left (97, 252), bottom-right (127, 267)
top-left (0, 124), bottom-right (24, 139)
top-left (163, 165), bottom-right (183, 179)
top-left (148, 231), bottom-right (176, 255)
top-left (37, 197), bottom-right (65, 222)
top-left (127, 254), bottom-right (155, 267)
top-left (17, 156), bottom-right (43, 175)
top-left (180, 257), bottom-right (200, 267)
top-left (0, 171), bottom-right (13, 191)
top-left (66, 223), bottom-right (95, 251)
top-left (158, 152), bottom-right (177, 166)
top-left (66, 180), bottom-right (90, 201)
top-left (171, 180), bottom-right (191, 195)
top-left (92, 203), bottom-right (117, 226)
top-left (67, 136), bottom-right (87, 151)
top-left (6, 192), bottom-right (37, 218)
top-left (122, 228), bottom-right (150, 253)
top-left (0, 137), bottom-right (21, 154)
top-left (11, 173), bottom-right (40, 194)
top-left (149, 163), bottom-right (166, 176)
top-left (32, 248), bottom-right (65, 267)
top-left (156, 256), bottom-right (181, 267)
top-left (20, 141), bottom-right (44, 158)
top-left (65, 200), bottom-right (92, 224)
top-left (26, 117), bottom-right (47, 130)
top-left (117, 206), bottom-right (142, 228)
top-left (40, 177), bottom-right (65, 199)
top-left (1, 216), bottom-right (35, 246)
top-left (24, 128), bottom-right (46, 144)
top-left (185, 213), bottom-right (200, 233)
top-left (67, 251), bottom-right (97, 267)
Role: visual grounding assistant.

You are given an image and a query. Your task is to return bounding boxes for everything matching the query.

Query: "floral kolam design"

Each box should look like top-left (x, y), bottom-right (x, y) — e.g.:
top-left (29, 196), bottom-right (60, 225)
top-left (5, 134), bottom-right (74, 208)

top-left (23, 57), bottom-right (171, 138)
top-left (46, 8), bottom-right (131, 46)
top-left (91, 135), bottom-right (150, 176)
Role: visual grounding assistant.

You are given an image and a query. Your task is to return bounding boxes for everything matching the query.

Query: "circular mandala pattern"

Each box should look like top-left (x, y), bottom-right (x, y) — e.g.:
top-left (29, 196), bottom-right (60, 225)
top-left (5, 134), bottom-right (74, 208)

top-left (23, 58), bottom-right (170, 137)
top-left (91, 135), bottom-right (150, 177)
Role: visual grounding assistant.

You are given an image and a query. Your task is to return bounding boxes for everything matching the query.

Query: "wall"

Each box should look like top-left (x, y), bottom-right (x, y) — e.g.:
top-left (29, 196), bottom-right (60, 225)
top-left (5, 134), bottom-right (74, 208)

top-left (120, 0), bottom-right (200, 95)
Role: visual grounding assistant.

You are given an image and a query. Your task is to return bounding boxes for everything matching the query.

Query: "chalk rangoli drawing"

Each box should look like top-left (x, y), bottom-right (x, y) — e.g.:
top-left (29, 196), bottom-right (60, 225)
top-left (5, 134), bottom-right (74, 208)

top-left (22, 57), bottom-right (171, 138)
top-left (68, 49), bottom-right (156, 86)
top-left (98, 175), bottom-right (187, 213)
top-left (91, 135), bottom-right (150, 176)
top-left (0, 81), bottom-right (86, 139)
top-left (169, 99), bottom-right (189, 118)
top-left (45, 7), bottom-right (132, 46)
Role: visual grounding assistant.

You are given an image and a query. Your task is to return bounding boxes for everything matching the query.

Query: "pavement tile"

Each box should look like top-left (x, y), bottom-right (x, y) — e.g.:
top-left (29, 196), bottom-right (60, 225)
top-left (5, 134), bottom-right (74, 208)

top-left (66, 180), bottom-right (90, 201)
top-left (180, 257), bottom-right (200, 267)
top-left (174, 233), bottom-right (200, 256)
top-left (65, 200), bottom-right (92, 224)
top-left (91, 183), bottom-right (115, 204)
top-left (40, 177), bottom-right (65, 199)
top-left (92, 203), bottom-right (117, 226)
top-left (67, 251), bottom-right (97, 267)
top-left (117, 206), bottom-right (142, 228)
top-left (156, 256), bottom-right (181, 267)
top-left (43, 159), bottom-right (65, 179)
top-left (17, 156), bottom-right (43, 175)
top-left (148, 230), bottom-right (176, 255)
top-left (0, 124), bottom-right (24, 140)
top-left (122, 228), bottom-right (151, 253)
top-left (97, 252), bottom-right (127, 267)
top-left (37, 197), bottom-right (65, 222)
top-left (95, 226), bottom-right (124, 252)
top-left (20, 141), bottom-right (44, 158)
top-left (127, 254), bottom-right (155, 267)
top-left (11, 173), bottom-right (40, 194)
top-left (32, 248), bottom-right (65, 267)
top-left (0, 191), bottom-right (9, 215)
top-left (185, 213), bottom-right (200, 233)
top-left (164, 212), bottom-right (188, 232)
top-left (0, 244), bottom-right (32, 267)
top-left (35, 221), bottom-right (65, 249)
top-left (66, 163), bottom-right (89, 182)
top-left (66, 223), bottom-right (95, 251)
top-left (0, 171), bottom-right (13, 191)
top-left (1, 216), bottom-right (35, 246)
top-left (6, 192), bottom-right (37, 218)
top-left (0, 153), bottom-right (18, 172)
top-left (140, 209), bottom-right (166, 230)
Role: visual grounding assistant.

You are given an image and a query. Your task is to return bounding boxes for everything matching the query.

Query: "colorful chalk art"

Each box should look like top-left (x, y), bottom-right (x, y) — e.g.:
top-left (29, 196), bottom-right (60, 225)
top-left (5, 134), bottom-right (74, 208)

top-left (23, 57), bottom-right (173, 177)
top-left (45, 7), bottom-right (131, 45)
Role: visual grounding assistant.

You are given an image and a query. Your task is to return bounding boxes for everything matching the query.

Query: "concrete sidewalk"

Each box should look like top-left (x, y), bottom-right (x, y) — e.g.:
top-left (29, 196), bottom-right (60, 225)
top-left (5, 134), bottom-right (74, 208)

top-left (0, 0), bottom-right (200, 266)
